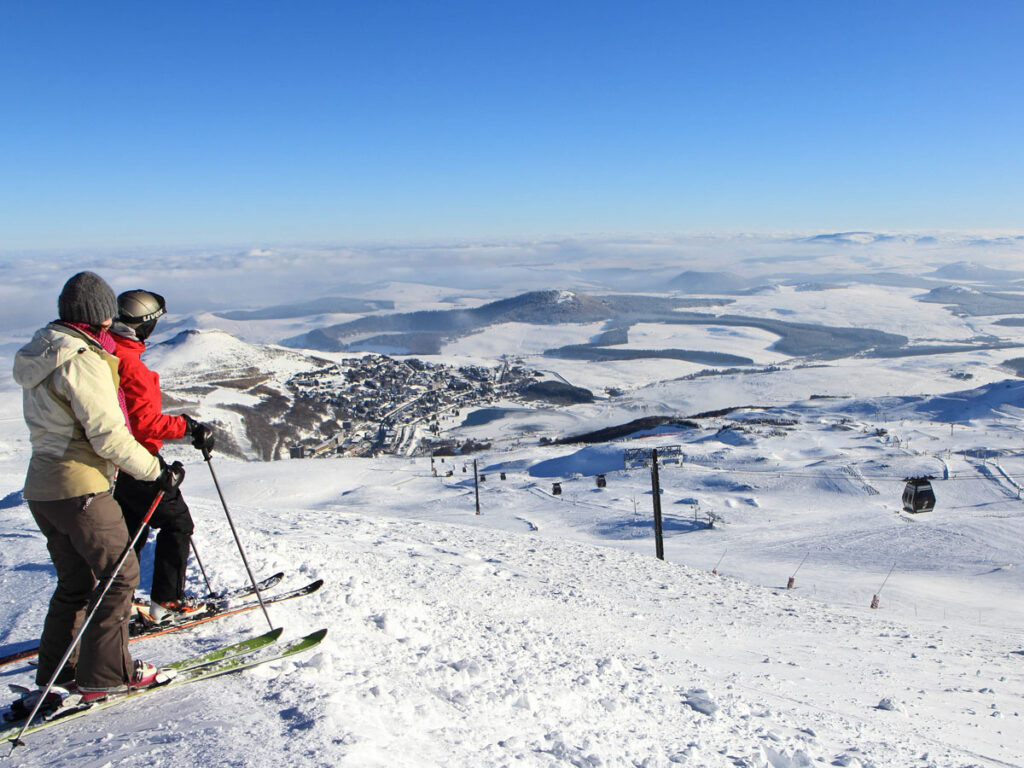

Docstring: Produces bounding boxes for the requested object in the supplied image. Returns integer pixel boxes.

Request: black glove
[182,414,215,454]
[157,459,185,492]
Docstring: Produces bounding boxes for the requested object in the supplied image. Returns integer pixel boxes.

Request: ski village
[2,237,1024,768]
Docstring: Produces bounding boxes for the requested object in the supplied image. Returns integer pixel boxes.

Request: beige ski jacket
[13,323,161,501]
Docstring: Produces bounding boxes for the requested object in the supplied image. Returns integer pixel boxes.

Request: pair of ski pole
[134,449,273,630]
[126,449,274,629]
[10,450,271,751]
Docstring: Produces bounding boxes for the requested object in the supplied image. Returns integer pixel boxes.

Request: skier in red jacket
[110,289,215,624]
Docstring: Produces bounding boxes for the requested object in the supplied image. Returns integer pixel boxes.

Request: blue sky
[2,1,1022,248]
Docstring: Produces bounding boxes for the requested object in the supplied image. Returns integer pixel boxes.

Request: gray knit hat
[58,271,118,325]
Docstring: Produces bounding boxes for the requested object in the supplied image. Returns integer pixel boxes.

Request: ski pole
[201,446,274,631]
[10,485,169,751]
[189,537,215,598]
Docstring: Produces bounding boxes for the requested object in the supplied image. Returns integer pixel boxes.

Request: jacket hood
[13,324,100,390]
[110,320,142,342]
[110,327,146,355]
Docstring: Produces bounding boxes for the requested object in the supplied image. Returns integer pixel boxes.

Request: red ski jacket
[111,333,187,455]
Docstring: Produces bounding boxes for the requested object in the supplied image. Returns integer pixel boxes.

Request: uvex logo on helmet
[118,290,167,324]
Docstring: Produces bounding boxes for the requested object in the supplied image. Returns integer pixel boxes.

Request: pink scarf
[61,321,134,434]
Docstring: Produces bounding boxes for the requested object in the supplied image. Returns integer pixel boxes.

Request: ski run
[1,454,1021,767]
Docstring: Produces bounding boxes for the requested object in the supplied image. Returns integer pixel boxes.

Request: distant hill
[555,416,699,445]
[928,261,1024,284]
[1001,358,1024,377]
[802,231,932,245]
[283,290,726,353]
[145,329,338,460]
[544,345,754,366]
[519,380,594,405]
[216,296,393,320]
[280,288,913,360]
[670,267,948,295]
[809,378,1024,426]
[917,286,1024,316]
[667,271,755,294]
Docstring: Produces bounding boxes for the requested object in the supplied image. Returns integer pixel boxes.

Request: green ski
[163,627,283,673]
[5,628,327,749]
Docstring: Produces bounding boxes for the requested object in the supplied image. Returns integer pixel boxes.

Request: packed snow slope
[1,428,1023,767]
[0,463,1017,768]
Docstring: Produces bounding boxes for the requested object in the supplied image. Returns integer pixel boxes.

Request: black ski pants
[114,471,194,604]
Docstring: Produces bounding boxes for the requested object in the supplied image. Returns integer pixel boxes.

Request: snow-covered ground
[2,447,1022,767]
[1,238,1024,767]
[721,285,981,341]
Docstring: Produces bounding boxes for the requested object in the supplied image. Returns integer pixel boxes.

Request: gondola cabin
[902,476,936,513]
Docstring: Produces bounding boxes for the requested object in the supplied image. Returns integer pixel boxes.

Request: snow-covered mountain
[1,240,1024,766]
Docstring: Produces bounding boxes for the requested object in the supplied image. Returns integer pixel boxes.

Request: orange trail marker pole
[870,561,897,609]
[787,552,809,589]
[712,549,727,576]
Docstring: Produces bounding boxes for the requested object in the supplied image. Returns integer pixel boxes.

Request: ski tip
[267,627,285,642]
[303,628,328,643]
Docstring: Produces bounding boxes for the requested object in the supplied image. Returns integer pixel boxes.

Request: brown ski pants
[29,491,138,691]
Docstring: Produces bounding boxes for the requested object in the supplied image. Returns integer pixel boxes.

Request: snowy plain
[1,234,1023,767]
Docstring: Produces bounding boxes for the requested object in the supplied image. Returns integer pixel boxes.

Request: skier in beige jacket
[13,271,182,701]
